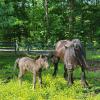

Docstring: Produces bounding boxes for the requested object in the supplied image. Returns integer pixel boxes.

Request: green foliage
[0,0,100,46]
[86,50,100,60]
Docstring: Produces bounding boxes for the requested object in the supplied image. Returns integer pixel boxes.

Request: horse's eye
[44,59,46,62]
[45,58,47,61]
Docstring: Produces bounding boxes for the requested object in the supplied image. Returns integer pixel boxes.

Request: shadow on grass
[0,52,28,83]
[95,88,100,94]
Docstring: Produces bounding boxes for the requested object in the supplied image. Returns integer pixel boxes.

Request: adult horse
[51,39,88,87]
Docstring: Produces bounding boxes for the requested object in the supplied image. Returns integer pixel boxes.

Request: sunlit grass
[0,52,100,100]
[0,77,100,100]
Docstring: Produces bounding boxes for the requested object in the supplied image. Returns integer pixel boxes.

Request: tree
[44,0,50,42]
[0,0,16,41]
[0,0,99,48]
[68,0,76,39]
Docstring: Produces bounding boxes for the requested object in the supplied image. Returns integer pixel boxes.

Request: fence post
[15,40,19,53]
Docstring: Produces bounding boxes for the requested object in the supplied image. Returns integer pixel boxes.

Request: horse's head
[72,39,82,51]
[64,41,74,50]
[39,55,49,69]
[64,39,82,54]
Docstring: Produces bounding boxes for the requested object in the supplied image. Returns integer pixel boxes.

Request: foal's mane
[34,55,46,60]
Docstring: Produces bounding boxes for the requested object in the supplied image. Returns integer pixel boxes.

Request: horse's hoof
[64,75,67,80]
[40,85,42,88]
[32,86,36,90]
[81,81,89,88]
[64,77,67,80]
[84,84,89,88]
[52,74,56,77]
[65,78,67,81]
[67,82,73,87]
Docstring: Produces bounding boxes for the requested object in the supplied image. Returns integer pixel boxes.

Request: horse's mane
[34,55,46,60]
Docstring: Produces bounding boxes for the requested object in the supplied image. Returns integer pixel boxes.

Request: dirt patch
[87,60,100,71]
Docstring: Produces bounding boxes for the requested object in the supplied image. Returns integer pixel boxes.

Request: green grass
[86,50,100,60]
[0,52,100,100]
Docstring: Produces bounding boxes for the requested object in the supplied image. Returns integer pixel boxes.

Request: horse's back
[55,40,71,60]
[18,57,35,70]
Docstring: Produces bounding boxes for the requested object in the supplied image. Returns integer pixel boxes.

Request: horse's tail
[14,58,20,71]
[81,55,89,70]
[13,58,20,79]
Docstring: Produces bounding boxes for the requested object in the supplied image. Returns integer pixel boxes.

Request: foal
[14,56,49,89]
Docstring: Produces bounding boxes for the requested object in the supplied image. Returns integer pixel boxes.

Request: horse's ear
[44,55,47,58]
[40,55,42,58]
[64,42,74,48]
[40,55,46,58]
[64,44,68,48]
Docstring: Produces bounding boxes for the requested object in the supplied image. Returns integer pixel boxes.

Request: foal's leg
[18,70,23,85]
[38,69,42,88]
[33,72,36,89]
[81,67,88,88]
[52,58,59,76]
[18,74,22,85]
[67,68,73,86]
[64,64,67,80]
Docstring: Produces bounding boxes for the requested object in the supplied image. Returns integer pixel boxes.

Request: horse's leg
[81,67,88,88]
[64,64,67,80]
[38,69,42,88]
[52,63,58,76]
[67,68,73,86]
[33,72,36,89]
[18,69,23,85]
[52,58,59,76]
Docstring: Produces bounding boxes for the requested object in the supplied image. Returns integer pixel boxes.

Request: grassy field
[0,52,100,100]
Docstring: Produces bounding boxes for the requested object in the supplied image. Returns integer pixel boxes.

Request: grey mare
[51,39,88,87]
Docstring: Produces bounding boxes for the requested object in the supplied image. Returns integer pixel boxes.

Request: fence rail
[0,41,18,53]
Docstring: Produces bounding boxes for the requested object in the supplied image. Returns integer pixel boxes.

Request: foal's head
[37,55,49,69]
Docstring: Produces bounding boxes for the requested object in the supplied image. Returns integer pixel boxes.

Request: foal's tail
[14,58,20,71]
[13,58,20,79]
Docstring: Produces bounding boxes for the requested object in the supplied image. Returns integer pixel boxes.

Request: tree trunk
[44,0,50,42]
[96,0,100,5]
[68,0,75,39]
